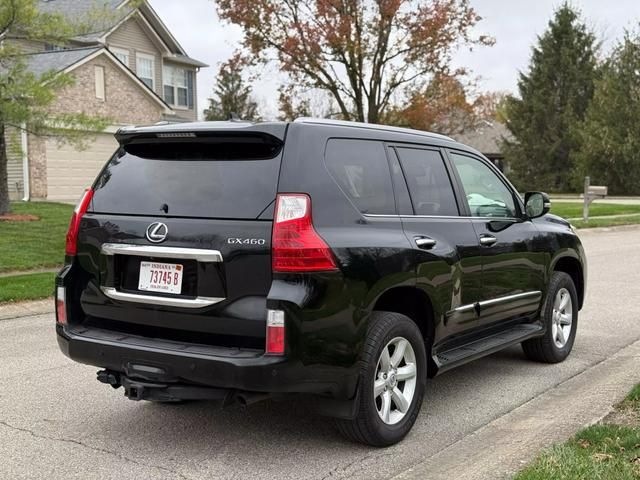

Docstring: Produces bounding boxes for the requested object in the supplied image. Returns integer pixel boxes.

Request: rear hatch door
[76,126,286,350]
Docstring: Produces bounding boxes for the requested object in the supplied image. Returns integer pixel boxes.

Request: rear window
[396,147,459,216]
[91,135,283,219]
[324,139,395,214]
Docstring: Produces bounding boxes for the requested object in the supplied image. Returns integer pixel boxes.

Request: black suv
[56,118,586,446]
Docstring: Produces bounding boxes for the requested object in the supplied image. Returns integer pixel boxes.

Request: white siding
[6,127,24,200]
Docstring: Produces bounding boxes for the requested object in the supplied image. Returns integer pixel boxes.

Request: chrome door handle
[480,235,497,246]
[415,237,437,249]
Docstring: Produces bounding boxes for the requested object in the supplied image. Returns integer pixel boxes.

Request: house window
[163,66,193,108]
[111,47,129,66]
[136,53,155,89]
[95,66,105,101]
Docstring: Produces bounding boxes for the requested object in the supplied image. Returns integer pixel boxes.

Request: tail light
[56,286,66,325]
[266,309,285,355]
[65,188,94,256]
[272,194,337,272]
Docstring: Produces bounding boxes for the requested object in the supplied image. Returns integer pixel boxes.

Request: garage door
[46,133,118,201]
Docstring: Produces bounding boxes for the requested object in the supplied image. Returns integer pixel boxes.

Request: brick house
[6,0,207,202]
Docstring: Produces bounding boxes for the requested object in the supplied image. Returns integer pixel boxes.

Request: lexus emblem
[146,222,168,243]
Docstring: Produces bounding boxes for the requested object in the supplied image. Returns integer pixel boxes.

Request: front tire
[522,272,578,363]
[336,311,427,447]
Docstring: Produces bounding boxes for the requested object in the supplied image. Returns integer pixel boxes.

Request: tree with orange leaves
[385,74,505,134]
[216,0,493,124]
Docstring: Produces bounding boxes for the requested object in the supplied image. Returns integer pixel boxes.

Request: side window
[325,139,395,214]
[449,152,517,218]
[395,147,459,216]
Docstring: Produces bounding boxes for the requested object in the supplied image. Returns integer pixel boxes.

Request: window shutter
[186,70,194,109]
[95,66,105,100]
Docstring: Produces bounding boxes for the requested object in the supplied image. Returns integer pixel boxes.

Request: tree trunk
[0,122,11,215]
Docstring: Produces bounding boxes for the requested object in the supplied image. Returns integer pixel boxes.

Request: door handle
[480,235,497,246]
[415,237,437,249]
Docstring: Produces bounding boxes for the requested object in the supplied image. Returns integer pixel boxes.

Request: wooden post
[583,176,590,222]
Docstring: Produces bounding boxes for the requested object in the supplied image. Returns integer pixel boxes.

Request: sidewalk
[0,298,52,320]
[394,338,640,480]
[0,267,59,278]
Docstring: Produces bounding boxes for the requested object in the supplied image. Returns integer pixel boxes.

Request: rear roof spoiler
[115,121,288,144]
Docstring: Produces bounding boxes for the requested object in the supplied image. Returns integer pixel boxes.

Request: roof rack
[293,117,454,141]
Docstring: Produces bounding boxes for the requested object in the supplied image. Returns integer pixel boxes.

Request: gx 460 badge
[227,238,266,245]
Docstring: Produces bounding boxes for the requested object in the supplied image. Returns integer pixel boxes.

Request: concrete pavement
[1,226,639,480]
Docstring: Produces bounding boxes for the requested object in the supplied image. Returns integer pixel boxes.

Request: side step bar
[434,323,543,373]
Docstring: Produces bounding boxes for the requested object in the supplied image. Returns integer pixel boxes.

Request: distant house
[452,121,512,172]
[6,0,208,202]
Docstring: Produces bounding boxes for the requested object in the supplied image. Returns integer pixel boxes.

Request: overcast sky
[147,0,640,120]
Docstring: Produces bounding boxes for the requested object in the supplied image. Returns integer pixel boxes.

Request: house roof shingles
[22,47,101,77]
[38,0,125,16]
[453,121,513,157]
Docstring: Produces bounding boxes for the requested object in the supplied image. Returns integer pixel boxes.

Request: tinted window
[396,148,459,216]
[91,137,282,219]
[325,139,395,214]
[449,152,517,218]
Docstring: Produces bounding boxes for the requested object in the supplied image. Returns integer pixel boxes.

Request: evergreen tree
[574,30,640,194]
[502,4,598,192]
[204,55,260,121]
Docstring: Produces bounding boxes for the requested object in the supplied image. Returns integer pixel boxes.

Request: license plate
[138,261,183,295]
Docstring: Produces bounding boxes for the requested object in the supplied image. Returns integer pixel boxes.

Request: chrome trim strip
[452,304,476,313]
[449,291,542,315]
[101,243,223,263]
[478,291,542,308]
[363,214,521,221]
[100,287,224,308]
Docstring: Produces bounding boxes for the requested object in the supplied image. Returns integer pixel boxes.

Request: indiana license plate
[138,261,183,294]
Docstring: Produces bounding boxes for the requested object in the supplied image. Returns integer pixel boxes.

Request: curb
[393,337,640,480]
[0,298,53,320]
[576,223,640,233]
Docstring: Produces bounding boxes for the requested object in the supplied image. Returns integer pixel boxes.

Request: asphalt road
[1,226,639,480]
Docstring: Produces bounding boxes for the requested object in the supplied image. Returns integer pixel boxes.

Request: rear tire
[336,311,427,447]
[522,272,578,363]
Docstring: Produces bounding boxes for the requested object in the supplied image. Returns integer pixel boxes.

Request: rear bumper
[56,324,357,399]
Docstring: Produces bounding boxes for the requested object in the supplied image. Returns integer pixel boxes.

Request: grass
[514,384,640,480]
[0,272,56,303]
[0,202,73,273]
[550,202,640,219]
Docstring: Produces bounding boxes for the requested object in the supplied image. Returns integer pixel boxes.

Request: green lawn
[550,201,640,219]
[0,272,56,303]
[515,385,640,480]
[0,202,73,273]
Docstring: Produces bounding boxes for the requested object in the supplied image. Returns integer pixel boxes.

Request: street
[1,226,639,480]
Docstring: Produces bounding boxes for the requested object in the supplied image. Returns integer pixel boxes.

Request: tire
[336,311,427,447]
[522,272,578,363]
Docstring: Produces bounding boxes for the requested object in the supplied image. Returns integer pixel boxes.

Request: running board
[434,323,543,373]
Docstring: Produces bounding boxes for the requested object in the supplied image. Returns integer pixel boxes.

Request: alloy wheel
[551,287,573,348]
[374,336,417,425]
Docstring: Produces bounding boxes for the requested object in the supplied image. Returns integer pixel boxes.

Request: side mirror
[524,192,551,218]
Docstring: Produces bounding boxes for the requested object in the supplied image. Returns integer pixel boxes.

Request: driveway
[1,226,639,480]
